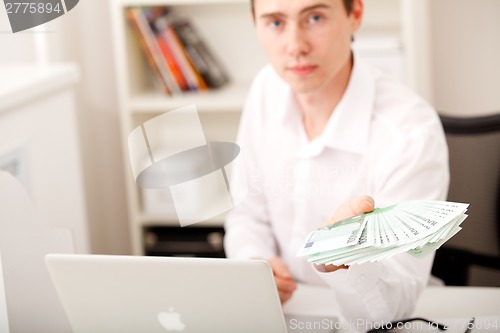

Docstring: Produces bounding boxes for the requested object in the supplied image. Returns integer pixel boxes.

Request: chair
[431,113,500,286]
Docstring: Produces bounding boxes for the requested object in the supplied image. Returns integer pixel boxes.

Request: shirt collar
[279,51,375,156]
[320,52,375,154]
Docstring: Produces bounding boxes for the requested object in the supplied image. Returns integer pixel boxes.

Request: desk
[414,287,500,318]
[283,284,500,332]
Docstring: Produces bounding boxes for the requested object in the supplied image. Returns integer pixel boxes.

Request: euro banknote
[297,200,469,266]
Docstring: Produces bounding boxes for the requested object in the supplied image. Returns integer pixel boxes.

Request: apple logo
[158,307,186,331]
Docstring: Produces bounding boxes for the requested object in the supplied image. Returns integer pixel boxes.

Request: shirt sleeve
[224,71,278,260]
[314,111,450,329]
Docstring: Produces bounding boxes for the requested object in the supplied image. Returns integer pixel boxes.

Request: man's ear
[350,0,364,33]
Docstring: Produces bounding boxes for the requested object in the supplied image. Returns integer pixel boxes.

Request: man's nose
[285,24,310,57]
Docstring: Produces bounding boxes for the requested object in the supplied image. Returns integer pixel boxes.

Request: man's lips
[287,64,317,76]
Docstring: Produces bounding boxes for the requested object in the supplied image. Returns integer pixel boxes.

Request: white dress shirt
[224,52,449,328]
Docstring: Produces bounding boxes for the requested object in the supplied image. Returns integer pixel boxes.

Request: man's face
[253,0,362,95]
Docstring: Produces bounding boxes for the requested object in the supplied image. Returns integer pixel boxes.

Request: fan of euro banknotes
[297,200,469,266]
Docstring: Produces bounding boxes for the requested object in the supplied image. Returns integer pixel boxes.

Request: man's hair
[251,0,354,16]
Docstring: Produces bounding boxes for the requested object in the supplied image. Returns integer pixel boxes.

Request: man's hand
[266,256,297,304]
[324,195,375,226]
[322,195,375,272]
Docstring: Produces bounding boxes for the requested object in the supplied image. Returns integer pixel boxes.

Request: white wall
[48,2,131,255]
[430,0,500,116]
[400,0,434,104]
[360,0,401,33]
[0,2,130,255]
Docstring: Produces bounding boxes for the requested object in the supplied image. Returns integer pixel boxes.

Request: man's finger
[266,257,296,303]
[275,275,296,292]
[267,257,292,279]
[324,195,375,226]
[317,196,375,272]
[275,276,295,303]
[277,289,293,304]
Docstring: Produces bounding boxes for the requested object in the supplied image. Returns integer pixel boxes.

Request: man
[224,0,449,326]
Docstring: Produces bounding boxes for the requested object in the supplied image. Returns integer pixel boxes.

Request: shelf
[129,81,249,113]
[111,0,259,255]
[140,213,225,227]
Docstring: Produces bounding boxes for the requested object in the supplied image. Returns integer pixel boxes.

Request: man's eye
[308,14,322,24]
[269,20,282,28]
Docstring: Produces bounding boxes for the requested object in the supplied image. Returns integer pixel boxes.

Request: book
[145,8,189,91]
[126,8,170,95]
[127,6,228,94]
[128,7,181,95]
[169,27,209,91]
[154,13,207,91]
[172,19,229,89]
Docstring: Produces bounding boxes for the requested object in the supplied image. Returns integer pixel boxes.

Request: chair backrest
[442,114,500,256]
[0,171,74,332]
[432,113,500,286]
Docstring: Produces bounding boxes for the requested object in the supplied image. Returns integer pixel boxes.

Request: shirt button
[357,274,366,284]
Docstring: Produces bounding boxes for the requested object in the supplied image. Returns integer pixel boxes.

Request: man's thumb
[326,195,375,225]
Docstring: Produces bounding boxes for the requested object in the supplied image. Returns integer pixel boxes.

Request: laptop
[45,254,338,333]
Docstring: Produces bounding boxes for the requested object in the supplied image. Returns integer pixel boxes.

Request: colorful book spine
[147,10,189,91]
[161,17,208,91]
[126,8,170,95]
[127,6,228,94]
[172,19,229,89]
[128,7,181,95]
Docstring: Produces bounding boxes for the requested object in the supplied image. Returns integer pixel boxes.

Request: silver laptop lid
[45,254,288,333]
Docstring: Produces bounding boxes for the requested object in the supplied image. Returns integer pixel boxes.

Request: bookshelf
[111,0,412,256]
[110,0,267,255]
